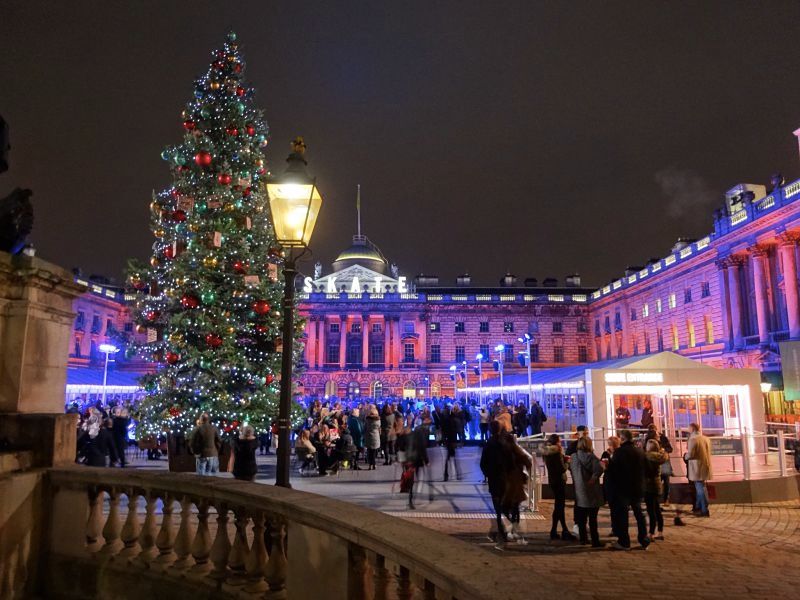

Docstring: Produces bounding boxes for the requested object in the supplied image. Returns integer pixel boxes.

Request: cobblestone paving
[400,500,800,600]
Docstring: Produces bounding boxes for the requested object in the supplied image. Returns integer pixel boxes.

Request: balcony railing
[43,467,532,599]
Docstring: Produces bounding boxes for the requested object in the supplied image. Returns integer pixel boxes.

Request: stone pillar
[778,235,800,339]
[318,316,327,366]
[750,246,770,344]
[392,318,401,367]
[0,253,85,467]
[418,314,427,367]
[339,315,347,368]
[716,259,733,349]
[361,315,369,368]
[306,316,316,367]
[383,316,391,368]
[727,257,745,348]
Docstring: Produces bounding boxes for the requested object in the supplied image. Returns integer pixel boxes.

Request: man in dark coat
[190,413,222,475]
[480,420,511,542]
[528,401,546,435]
[604,429,649,549]
[441,407,461,481]
[110,403,131,467]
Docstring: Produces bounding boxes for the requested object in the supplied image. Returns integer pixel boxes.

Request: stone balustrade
[45,466,541,600]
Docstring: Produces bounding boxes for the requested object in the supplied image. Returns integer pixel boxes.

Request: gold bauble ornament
[227,326,235,334]
[150,256,160,267]
[168,332,185,346]
[136,324,147,334]
[187,223,199,232]
[150,201,161,216]
[154,228,165,238]
[210,81,221,90]
[223,203,236,212]
[202,256,218,268]
[165,287,178,298]
[227,55,236,62]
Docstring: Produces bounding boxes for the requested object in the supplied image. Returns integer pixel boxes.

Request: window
[124,322,134,333]
[479,321,490,333]
[552,321,563,333]
[642,304,649,318]
[73,339,81,357]
[454,321,465,333]
[669,293,676,309]
[594,320,601,336]
[372,381,383,398]
[687,319,696,347]
[701,282,710,298]
[106,318,113,333]
[633,338,639,356]
[403,343,415,363]
[577,319,588,333]
[327,344,339,363]
[430,344,441,363]
[503,322,514,333]
[504,343,514,362]
[479,343,490,359]
[75,311,86,331]
[455,346,465,363]
[91,315,101,334]
[657,328,664,352]
[656,298,662,313]
[553,347,564,363]
[671,324,679,350]
[531,344,540,362]
[369,343,384,364]
[704,315,715,344]
[89,340,98,359]
[403,321,415,334]
[630,308,637,322]
[372,323,382,334]
[614,312,622,331]
[684,288,692,304]
[578,345,588,362]
[351,322,362,334]
[347,343,361,364]
[429,322,441,333]
[644,333,651,354]
[604,316,611,334]
[329,323,340,334]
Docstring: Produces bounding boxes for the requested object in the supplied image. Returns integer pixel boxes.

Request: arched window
[431,382,442,397]
[403,381,416,399]
[371,381,383,398]
[324,380,338,397]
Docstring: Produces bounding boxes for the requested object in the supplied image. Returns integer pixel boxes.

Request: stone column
[318,316,327,366]
[392,318,401,367]
[339,315,347,368]
[0,253,85,467]
[361,315,369,368]
[418,314,427,367]
[750,246,770,344]
[383,316,391,368]
[727,256,745,348]
[305,316,316,367]
[778,234,800,339]
[716,259,733,349]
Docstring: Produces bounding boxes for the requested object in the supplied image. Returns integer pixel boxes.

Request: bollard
[777,430,788,477]
[741,430,751,481]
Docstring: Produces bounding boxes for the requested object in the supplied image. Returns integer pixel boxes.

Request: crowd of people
[72,400,132,467]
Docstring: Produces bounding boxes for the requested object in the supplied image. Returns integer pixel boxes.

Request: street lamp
[461,360,468,401]
[423,375,430,398]
[98,343,119,407]
[518,333,533,410]
[449,364,458,400]
[266,137,323,489]
[475,353,484,406]
[494,344,505,402]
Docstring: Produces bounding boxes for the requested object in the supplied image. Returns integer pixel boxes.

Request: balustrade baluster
[244,512,268,593]
[395,565,414,600]
[85,488,105,553]
[224,510,249,587]
[99,488,123,555]
[189,500,212,576]
[208,504,231,582]
[347,544,369,600]
[172,496,195,570]
[264,519,288,595]
[118,490,142,559]
[368,552,391,600]
[135,493,159,567]
[153,495,177,569]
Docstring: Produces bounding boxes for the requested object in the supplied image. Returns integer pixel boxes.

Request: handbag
[400,465,416,493]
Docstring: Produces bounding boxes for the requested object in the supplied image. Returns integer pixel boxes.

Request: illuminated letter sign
[604,372,664,383]
[303,276,313,293]
[350,277,361,294]
[398,276,408,293]
[326,276,337,293]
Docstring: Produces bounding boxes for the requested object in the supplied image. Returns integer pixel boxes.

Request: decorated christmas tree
[128,32,302,438]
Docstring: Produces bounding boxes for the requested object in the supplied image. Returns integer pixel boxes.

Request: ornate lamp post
[475,353,484,406]
[518,333,533,410]
[98,343,119,407]
[266,137,322,488]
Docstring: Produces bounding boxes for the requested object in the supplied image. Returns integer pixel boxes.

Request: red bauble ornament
[194,150,212,167]
[233,63,242,73]
[213,60,224,70]
[265,374,275,384]
[180,294,199,309]
[226,124,239,136]
[170,188,180,198]
[255,325,268,334]
[217,173,232,185]
[166,352,180,365]
[245,124,255,136]
[236,86,245,97]
[163,245,175,259]
[205,333,223,348]
[257,167,266,175]
[242,186,252,197]
[232,260,247,274]
[183,120,195,130]
[168,406,181,417]
[144,310,160,322]
[253,300,271,315]
[172,209,187,222]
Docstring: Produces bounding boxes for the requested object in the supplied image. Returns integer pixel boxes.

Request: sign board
[779,341,800,401]
[517,438,549,457]
[710,437,743,456]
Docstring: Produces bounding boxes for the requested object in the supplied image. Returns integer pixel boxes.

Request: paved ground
[126,446,800,599]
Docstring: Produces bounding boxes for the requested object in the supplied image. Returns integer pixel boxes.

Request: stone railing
[45,466,541,600]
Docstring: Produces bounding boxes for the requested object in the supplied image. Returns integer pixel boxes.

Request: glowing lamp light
[266,137,322,248]
[760,382,772,393]
[494,344,504,352]
[99,343,119,354]
[476,353,483,361]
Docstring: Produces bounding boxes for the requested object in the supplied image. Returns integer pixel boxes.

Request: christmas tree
[128,32,302,438]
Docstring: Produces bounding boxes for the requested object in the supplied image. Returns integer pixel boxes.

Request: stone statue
[0,116,34,255]
[314,261,322,279]
[391,263,399,279]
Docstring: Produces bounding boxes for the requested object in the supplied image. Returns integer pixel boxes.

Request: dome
[332,235,389,274]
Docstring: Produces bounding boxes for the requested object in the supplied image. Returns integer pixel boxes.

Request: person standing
[499,429,533,544]
[569,436,604,547]
[615,400,631,430]
[78,411,114,467]
[543,434,576,541]
[404,421,431,509]
[605,429,649,550]
[110,402,131,467]
[480,421,511,544]
[257,428,270,455]
[348,408,365,464]
[643,439,668,540]
[512,403,528,437]
[381,404,397,465]
[365,407,381,470]
[232,425,258,481]
[528,400,547,436]
[190,413,222,476]
[687,422,713,517]
[442,406,462,481]
[479,406,490,444]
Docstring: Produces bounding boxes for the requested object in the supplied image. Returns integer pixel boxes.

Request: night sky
[4,1,800,288]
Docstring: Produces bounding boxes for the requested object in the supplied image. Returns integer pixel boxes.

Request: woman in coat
[365,407,382,470]
[499,432,533,544]
[569,436,604,547]
[347,408,364,463]
[381,404,397,465]
[644,439,668,540]
[232,425,258,482]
